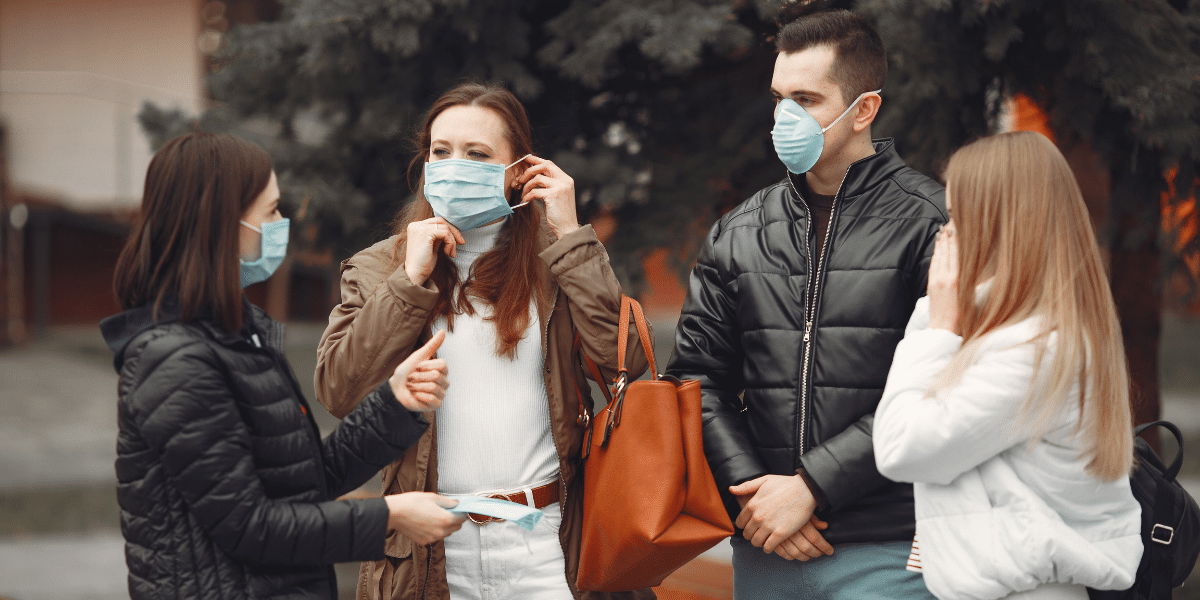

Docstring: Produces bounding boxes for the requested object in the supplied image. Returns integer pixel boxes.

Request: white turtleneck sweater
[432,218,559,495]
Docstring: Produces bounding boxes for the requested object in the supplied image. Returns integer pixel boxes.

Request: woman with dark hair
[313,83,655,600]
[100,132,466,600]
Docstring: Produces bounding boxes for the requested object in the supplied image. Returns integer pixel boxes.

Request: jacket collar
[839,138,908,202]
[785,138,908,205]
[100,296,274,371]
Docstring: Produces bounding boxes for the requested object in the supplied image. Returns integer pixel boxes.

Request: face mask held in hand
[771,90,880,174]
[423,154,533,232]
[448,495,544,531]
[239,218,290,288]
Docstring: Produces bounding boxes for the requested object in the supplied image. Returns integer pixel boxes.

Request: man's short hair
[776,10,887,105]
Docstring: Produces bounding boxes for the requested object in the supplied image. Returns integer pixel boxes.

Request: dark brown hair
[776,10,887,104]
[113,132,273,333]
[393,82,545,358]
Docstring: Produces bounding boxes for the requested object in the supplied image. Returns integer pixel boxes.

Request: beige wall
[0,0,202,209]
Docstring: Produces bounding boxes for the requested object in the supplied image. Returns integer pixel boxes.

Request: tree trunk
[1108,166,1164,449]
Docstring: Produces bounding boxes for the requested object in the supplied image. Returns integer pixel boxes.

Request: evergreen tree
[140,0,1200,426]
[141,0,793,288]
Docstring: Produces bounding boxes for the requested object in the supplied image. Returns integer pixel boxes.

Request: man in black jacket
[667,10,946,599]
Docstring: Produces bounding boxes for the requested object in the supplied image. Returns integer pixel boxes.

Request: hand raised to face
[927,222,960,335]
[512,155,580,240]
[403,217,465,288]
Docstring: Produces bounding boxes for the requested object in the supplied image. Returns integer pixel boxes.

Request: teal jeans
[731,537,936,600]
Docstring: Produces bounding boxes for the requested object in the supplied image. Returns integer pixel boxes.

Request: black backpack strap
[1135,420,1185,479]
[1151,474,1175,597]
[1137,420,1185,598]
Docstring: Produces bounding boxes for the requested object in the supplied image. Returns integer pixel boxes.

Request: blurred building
[0,0,332,346]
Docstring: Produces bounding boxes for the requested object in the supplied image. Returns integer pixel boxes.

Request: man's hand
[730,474,832,559]
[774,516,833,561]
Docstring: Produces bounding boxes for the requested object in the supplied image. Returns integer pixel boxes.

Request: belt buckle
[467,492,518,526]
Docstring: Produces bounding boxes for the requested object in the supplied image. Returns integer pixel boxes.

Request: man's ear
[852,93,882,133]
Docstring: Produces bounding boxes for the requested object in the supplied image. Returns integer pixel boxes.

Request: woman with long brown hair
[873,131,1142,599]
[101,132,464,600]
[313,83,654,600]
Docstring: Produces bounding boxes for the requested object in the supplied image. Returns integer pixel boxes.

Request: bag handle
[1135,420,1185,481]
[573,295,658,458]
[603,296,657,442]
[618,295,657,380]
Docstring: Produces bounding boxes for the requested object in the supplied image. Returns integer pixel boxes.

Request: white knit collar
[458,218,506,255]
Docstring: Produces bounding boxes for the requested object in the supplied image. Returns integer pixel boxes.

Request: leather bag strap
[622,295,657,379]
[572,295,659,458]
[571,334,597,459]
[572,333,612,405]
[616,296,631,377]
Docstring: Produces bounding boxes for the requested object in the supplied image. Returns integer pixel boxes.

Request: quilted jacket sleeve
[667,221,767,494]
[320,380,430,498]
[131,338,391,565]
[315,240,438,418]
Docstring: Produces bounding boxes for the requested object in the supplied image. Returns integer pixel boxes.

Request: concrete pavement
[2,323,1198,599]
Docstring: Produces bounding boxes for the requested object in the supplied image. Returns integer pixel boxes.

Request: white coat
[874,297,1142,600]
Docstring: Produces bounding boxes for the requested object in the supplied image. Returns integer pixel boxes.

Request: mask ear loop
[819,89,883,134]
[505,154,537,209]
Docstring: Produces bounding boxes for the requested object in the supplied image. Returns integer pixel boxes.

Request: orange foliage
[1163,167,1200,311]
[640,247,688,318]
[1014,94,1200,312]
[1012,94,1055,142]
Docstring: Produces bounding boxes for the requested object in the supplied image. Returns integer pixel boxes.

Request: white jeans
[444,502,573,600]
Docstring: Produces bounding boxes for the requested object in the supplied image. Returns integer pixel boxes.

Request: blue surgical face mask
[771,90,880,174]
[447,495,544,531]
[423,154,533,231]
[239,218,289,288]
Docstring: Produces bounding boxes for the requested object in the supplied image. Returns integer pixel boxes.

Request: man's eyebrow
[782,88,825,99]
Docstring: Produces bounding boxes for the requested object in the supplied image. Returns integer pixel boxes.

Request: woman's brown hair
[113,132,273,333]
[393,83,545,359]
[939,130,1132,480]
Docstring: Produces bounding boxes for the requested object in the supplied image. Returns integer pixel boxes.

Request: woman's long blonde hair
[942,131,1133,480]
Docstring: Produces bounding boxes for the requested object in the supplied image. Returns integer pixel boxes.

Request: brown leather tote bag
[573,296,734,592]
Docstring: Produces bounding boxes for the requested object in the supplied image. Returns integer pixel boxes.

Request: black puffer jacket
[667,140,946,544]
[100,299,428,599]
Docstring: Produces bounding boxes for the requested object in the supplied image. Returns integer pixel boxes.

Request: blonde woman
[873,131,1143,600]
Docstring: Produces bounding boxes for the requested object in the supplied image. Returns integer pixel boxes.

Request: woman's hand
[389,331,449,411]
[514,155,580,239]
[405,217,465,287]
[927,223,960,334]
[383,492,467,545]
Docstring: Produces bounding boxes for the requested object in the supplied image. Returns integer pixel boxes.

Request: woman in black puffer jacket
[99,132,466,600]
